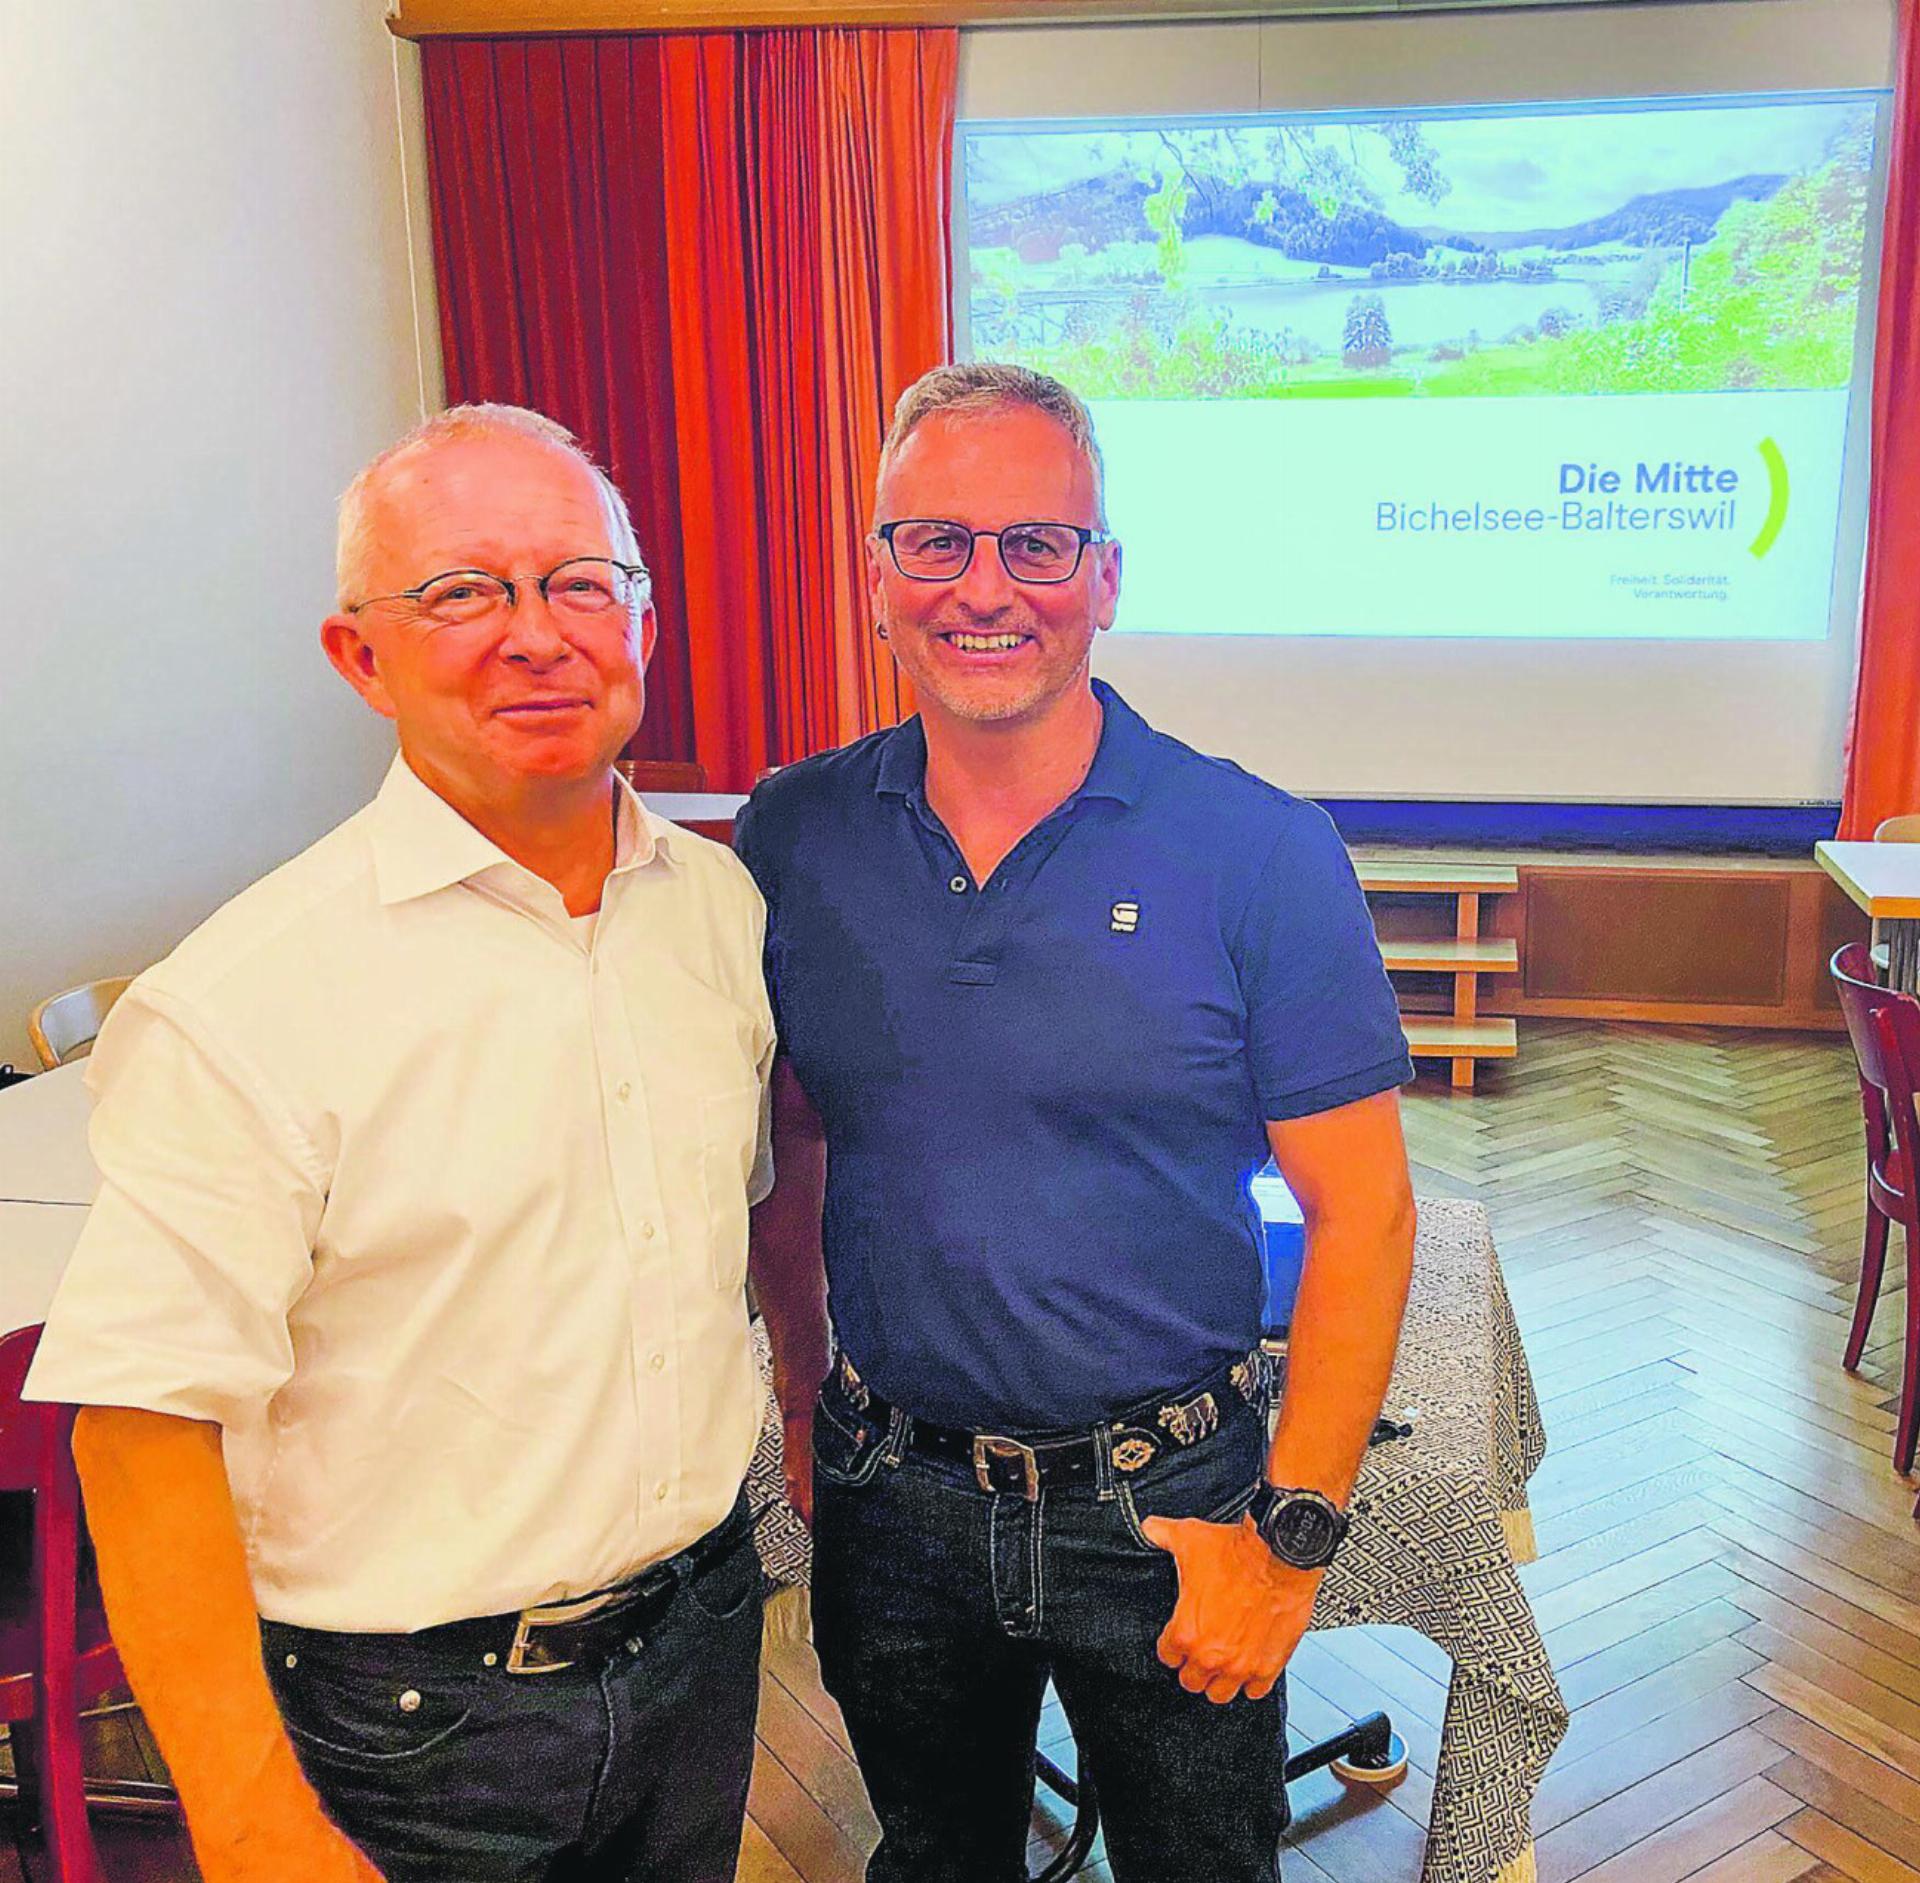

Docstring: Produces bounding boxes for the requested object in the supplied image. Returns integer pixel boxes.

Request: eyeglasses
[874,520,1112,585]
[348,557,652,629]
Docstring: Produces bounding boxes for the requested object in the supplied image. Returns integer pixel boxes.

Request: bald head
[335,404,644,609]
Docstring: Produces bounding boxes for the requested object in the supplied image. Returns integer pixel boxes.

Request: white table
[0,1063,98,1207]
[646,793,747,827]
[1816,840,1920,990]
[0,1201,86,1338]
[0,1067,97,1339]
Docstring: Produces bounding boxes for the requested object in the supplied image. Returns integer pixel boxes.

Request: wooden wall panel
[1815,877,1872,1011]
[1520,871,1792,1007]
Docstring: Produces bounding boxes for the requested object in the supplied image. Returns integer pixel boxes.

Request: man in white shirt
[26,404,776,1883]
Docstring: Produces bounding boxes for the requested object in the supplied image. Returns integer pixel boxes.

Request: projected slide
[960,96,1881,639]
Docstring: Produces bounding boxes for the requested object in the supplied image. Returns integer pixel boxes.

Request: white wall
[0,5,441,1067]
[960,0,1896,120]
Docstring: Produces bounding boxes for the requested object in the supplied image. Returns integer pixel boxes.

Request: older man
[27,405,774,1883]
[737,363,1417,1883]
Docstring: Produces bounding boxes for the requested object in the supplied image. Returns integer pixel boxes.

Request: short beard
[923,678,1053,724]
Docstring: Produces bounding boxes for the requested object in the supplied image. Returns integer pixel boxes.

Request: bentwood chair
[0,1325,168,1881]
[26,980,133,1072]
[1870,994,1920,1489]
[617,758,707,795]
[1829,943,1920,1476]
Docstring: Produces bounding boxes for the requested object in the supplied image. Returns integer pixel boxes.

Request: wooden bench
[1357,861,1520,1093]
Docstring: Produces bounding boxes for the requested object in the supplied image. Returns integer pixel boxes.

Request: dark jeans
[262,1497,763,1883]
[811,1375,1288,1883]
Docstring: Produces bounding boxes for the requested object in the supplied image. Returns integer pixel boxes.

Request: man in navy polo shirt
[737,362,1417,1883]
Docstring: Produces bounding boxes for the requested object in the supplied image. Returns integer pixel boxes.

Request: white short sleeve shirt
[26,757,776,1633]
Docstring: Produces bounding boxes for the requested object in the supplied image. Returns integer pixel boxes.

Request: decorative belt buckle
[973,1434,1042,1501]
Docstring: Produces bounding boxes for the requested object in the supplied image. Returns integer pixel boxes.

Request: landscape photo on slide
[960,94,1880,401]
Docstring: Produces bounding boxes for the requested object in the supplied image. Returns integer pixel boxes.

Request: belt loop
[1091,1424,1118,1502]
[881,1404,910,1469]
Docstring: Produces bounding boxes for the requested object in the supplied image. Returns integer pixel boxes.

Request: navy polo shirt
[734,682,1410,1431]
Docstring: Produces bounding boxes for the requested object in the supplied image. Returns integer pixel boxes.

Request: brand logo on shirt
[1110,900,1140,935]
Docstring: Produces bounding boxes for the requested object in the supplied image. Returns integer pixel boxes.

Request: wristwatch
[1247,1485,1350,1570]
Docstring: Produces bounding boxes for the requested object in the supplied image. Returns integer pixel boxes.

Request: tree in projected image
[1342,293,1394,369]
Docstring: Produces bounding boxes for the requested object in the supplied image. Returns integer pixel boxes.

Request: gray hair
[878,362,1106,524]
[335,402,645,608]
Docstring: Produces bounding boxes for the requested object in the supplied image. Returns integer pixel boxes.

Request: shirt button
[654,1482,670,1502]
[616,1081,632,1102]
[949,875,968,894]
[398,1690,422,1714]
[649,1352,667,1373]
[641,1221,657,1241]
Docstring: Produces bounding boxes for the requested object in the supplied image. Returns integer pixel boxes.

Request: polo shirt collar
[1080,679,1148,806]
[873,716,929,801]
[369,753,673,907]
[872,678,1148,809]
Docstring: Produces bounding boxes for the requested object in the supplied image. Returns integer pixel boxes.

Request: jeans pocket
[685,1526,764,1624]
[1114,1417,1264,1553]
[266,1631,478,1773]
[811,1392,889,1489]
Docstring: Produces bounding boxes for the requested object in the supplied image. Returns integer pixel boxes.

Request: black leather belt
[393,1494,753,1676]
[833,1353,1267,1502]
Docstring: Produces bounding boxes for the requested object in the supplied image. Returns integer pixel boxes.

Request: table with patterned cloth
[744,1195,1566,1883]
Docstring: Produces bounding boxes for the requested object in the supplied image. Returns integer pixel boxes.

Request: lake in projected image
[961,96,1878,402]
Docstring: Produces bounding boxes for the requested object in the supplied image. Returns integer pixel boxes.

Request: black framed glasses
[875,520,1112,585]
[348,557,652,628]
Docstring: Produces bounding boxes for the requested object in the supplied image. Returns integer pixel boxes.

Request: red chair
[1830,943,1920,1475]
[0,1324,132,1882]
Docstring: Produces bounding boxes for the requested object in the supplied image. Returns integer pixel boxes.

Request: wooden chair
[1829,943,1920,1475]
[1872,993,1920,1486]
[26,981,132,1072]
[0,1326,141,1881]
[617,759,707,794]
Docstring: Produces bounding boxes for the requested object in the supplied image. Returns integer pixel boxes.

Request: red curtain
[1840,0,1920,836]
[420,37,697,762]
[420,30,956,788]
[660,28,953,780]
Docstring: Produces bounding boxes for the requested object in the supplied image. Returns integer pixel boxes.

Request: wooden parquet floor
[19,1023,1918,1883]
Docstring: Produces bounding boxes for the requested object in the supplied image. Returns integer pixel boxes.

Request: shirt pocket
[700,1084,762,1292]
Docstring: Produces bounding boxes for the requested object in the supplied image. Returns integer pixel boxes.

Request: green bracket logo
[1749,438,1789,559]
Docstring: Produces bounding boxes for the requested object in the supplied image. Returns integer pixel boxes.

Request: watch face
[1267,1496,1341,1566]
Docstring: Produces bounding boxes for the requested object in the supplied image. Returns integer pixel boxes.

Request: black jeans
[811,1374,1288,1883]
[262,1497,763,1883]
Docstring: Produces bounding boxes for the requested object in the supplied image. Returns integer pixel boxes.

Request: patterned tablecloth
[745,1195,1565,1883]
